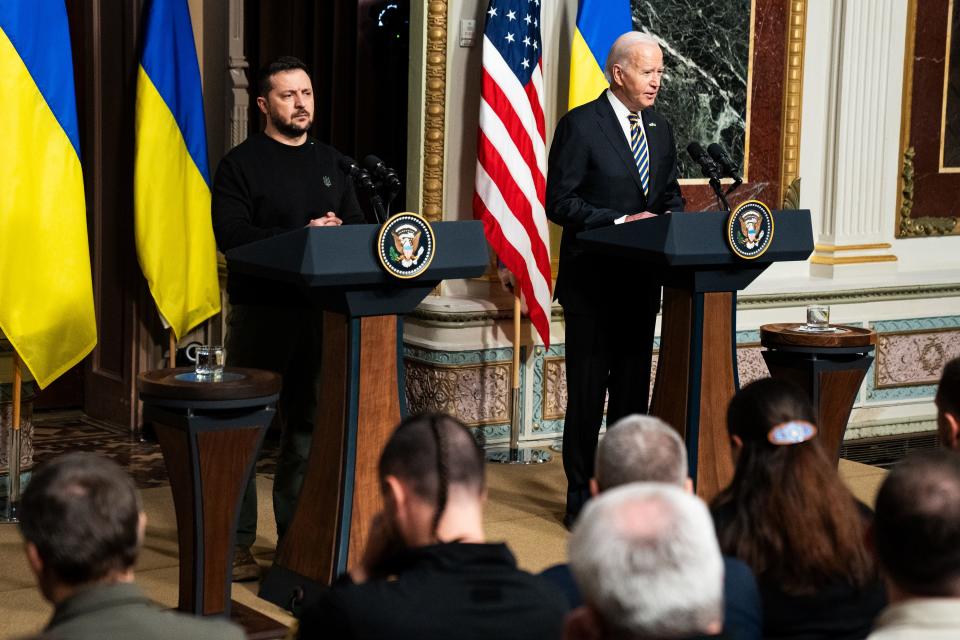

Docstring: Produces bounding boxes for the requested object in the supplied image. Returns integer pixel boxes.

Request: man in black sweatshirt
[211,56,366,581]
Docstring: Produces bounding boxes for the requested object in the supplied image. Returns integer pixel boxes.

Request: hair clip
[767,420,817,446]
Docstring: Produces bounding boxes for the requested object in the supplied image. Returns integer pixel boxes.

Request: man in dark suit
[546,32,683,524]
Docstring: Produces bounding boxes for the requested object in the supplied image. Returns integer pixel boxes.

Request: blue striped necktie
[628,112,650,197]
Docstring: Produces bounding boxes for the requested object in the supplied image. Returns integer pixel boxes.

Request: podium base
[485,447,551,464]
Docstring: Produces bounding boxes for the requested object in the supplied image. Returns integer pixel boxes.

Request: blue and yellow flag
[135,0,220,340]
[568,0,632,109]
[0,1,97,388]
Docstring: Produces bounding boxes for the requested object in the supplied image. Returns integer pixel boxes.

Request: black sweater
[211,133,366,306]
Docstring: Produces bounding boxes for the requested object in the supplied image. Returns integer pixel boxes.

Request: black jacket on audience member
[297,542,568,640]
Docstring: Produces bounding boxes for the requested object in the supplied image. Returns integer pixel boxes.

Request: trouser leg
[272,309,323,541]
[606,286,659,425]
[561,312,611,517]
[225,304,301,548]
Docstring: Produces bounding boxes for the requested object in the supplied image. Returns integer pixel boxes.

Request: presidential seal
[727,200,774,260]
[376,212,436,279]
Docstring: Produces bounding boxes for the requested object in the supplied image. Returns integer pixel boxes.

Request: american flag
[473,0,552,347]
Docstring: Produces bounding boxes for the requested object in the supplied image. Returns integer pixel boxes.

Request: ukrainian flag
[0,1,97,388]
[135,0,220,341]
[568,0,633,109]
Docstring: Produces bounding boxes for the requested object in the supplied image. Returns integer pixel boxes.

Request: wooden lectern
[578,210,814,500]
[225,222,488,610]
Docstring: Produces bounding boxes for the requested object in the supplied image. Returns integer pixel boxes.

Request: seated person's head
[594,414,690,494]
[19,452,143,603]
[873,449,960,599]
[936,357,960,449]
[714,377,874,593]
[567,484,723,639]
[378,413,485,548]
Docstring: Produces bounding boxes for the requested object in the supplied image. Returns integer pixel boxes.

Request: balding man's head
[595,415,687,492]
[874,449,960,597]
[569,484,723,638]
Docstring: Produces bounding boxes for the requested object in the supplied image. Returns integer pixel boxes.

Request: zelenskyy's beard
[270,111,312,139]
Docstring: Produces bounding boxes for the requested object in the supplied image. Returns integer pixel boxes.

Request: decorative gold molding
[810,255,898,265]
[779,0,807,203]
[899,146,958,236]
[896,1,959,237]
[939,0,956,172]
[420,1,448,223]
[782,177,801,210]
[814,243,892,252]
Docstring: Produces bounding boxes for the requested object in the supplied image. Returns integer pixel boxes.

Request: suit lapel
[594,96,647,202]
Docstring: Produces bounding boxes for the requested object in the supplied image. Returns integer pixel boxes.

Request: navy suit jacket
[546,92,683,314]
[540,556,762,640]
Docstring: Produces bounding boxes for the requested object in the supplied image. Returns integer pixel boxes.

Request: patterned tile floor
[30,410,279,489]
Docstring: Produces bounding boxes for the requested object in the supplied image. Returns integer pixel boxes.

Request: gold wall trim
[896,1,960,237]
[780,0,807,203]
[940,0,957,172]
[421,1,448,222]
[814,243,893,252]
[810,255,898,266]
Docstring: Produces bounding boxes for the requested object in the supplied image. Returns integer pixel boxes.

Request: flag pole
[168,329,176,368]
[2,352,24,522]
[486,291,550,465]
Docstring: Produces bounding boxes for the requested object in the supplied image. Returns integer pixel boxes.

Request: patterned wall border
[420,0,448,222]
[865,315,960,401]
[532,344,566,436]
[403,343,520,442]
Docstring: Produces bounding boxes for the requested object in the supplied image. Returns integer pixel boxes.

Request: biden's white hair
[604,31,661,82]
[569,484,724,639]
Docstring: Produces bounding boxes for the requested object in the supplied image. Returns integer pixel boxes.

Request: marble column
[805,0,907,278]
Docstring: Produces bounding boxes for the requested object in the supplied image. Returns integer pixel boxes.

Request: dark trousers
[561,287,659,516]
[225,304,324,548]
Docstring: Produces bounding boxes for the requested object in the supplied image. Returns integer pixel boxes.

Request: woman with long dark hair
[712,377,885,639]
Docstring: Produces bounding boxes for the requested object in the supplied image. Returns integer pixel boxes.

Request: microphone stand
[709,176,731,212]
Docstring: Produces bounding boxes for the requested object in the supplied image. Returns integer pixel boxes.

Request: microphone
[686,142,723,181]
[707,143,742,183]
[338,156,378,193]
[361,155,402,192]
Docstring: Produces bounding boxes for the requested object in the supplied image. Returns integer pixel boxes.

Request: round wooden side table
[760,324,876,462]
[138,367,280,619]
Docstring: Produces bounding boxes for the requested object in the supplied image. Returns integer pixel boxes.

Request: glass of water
[806,305,830,329]
[195,345,224,380]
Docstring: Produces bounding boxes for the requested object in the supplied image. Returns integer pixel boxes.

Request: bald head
[569,484,723,638]
[874,449,960,597]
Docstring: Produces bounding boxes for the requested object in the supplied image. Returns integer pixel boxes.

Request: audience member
[935,356,960,449]
[541,414,762,639]
[19,452,243,640]
[565,483,724,640]
[867,449,960,638]
[711,378,885,639]
[296,413,567,639]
